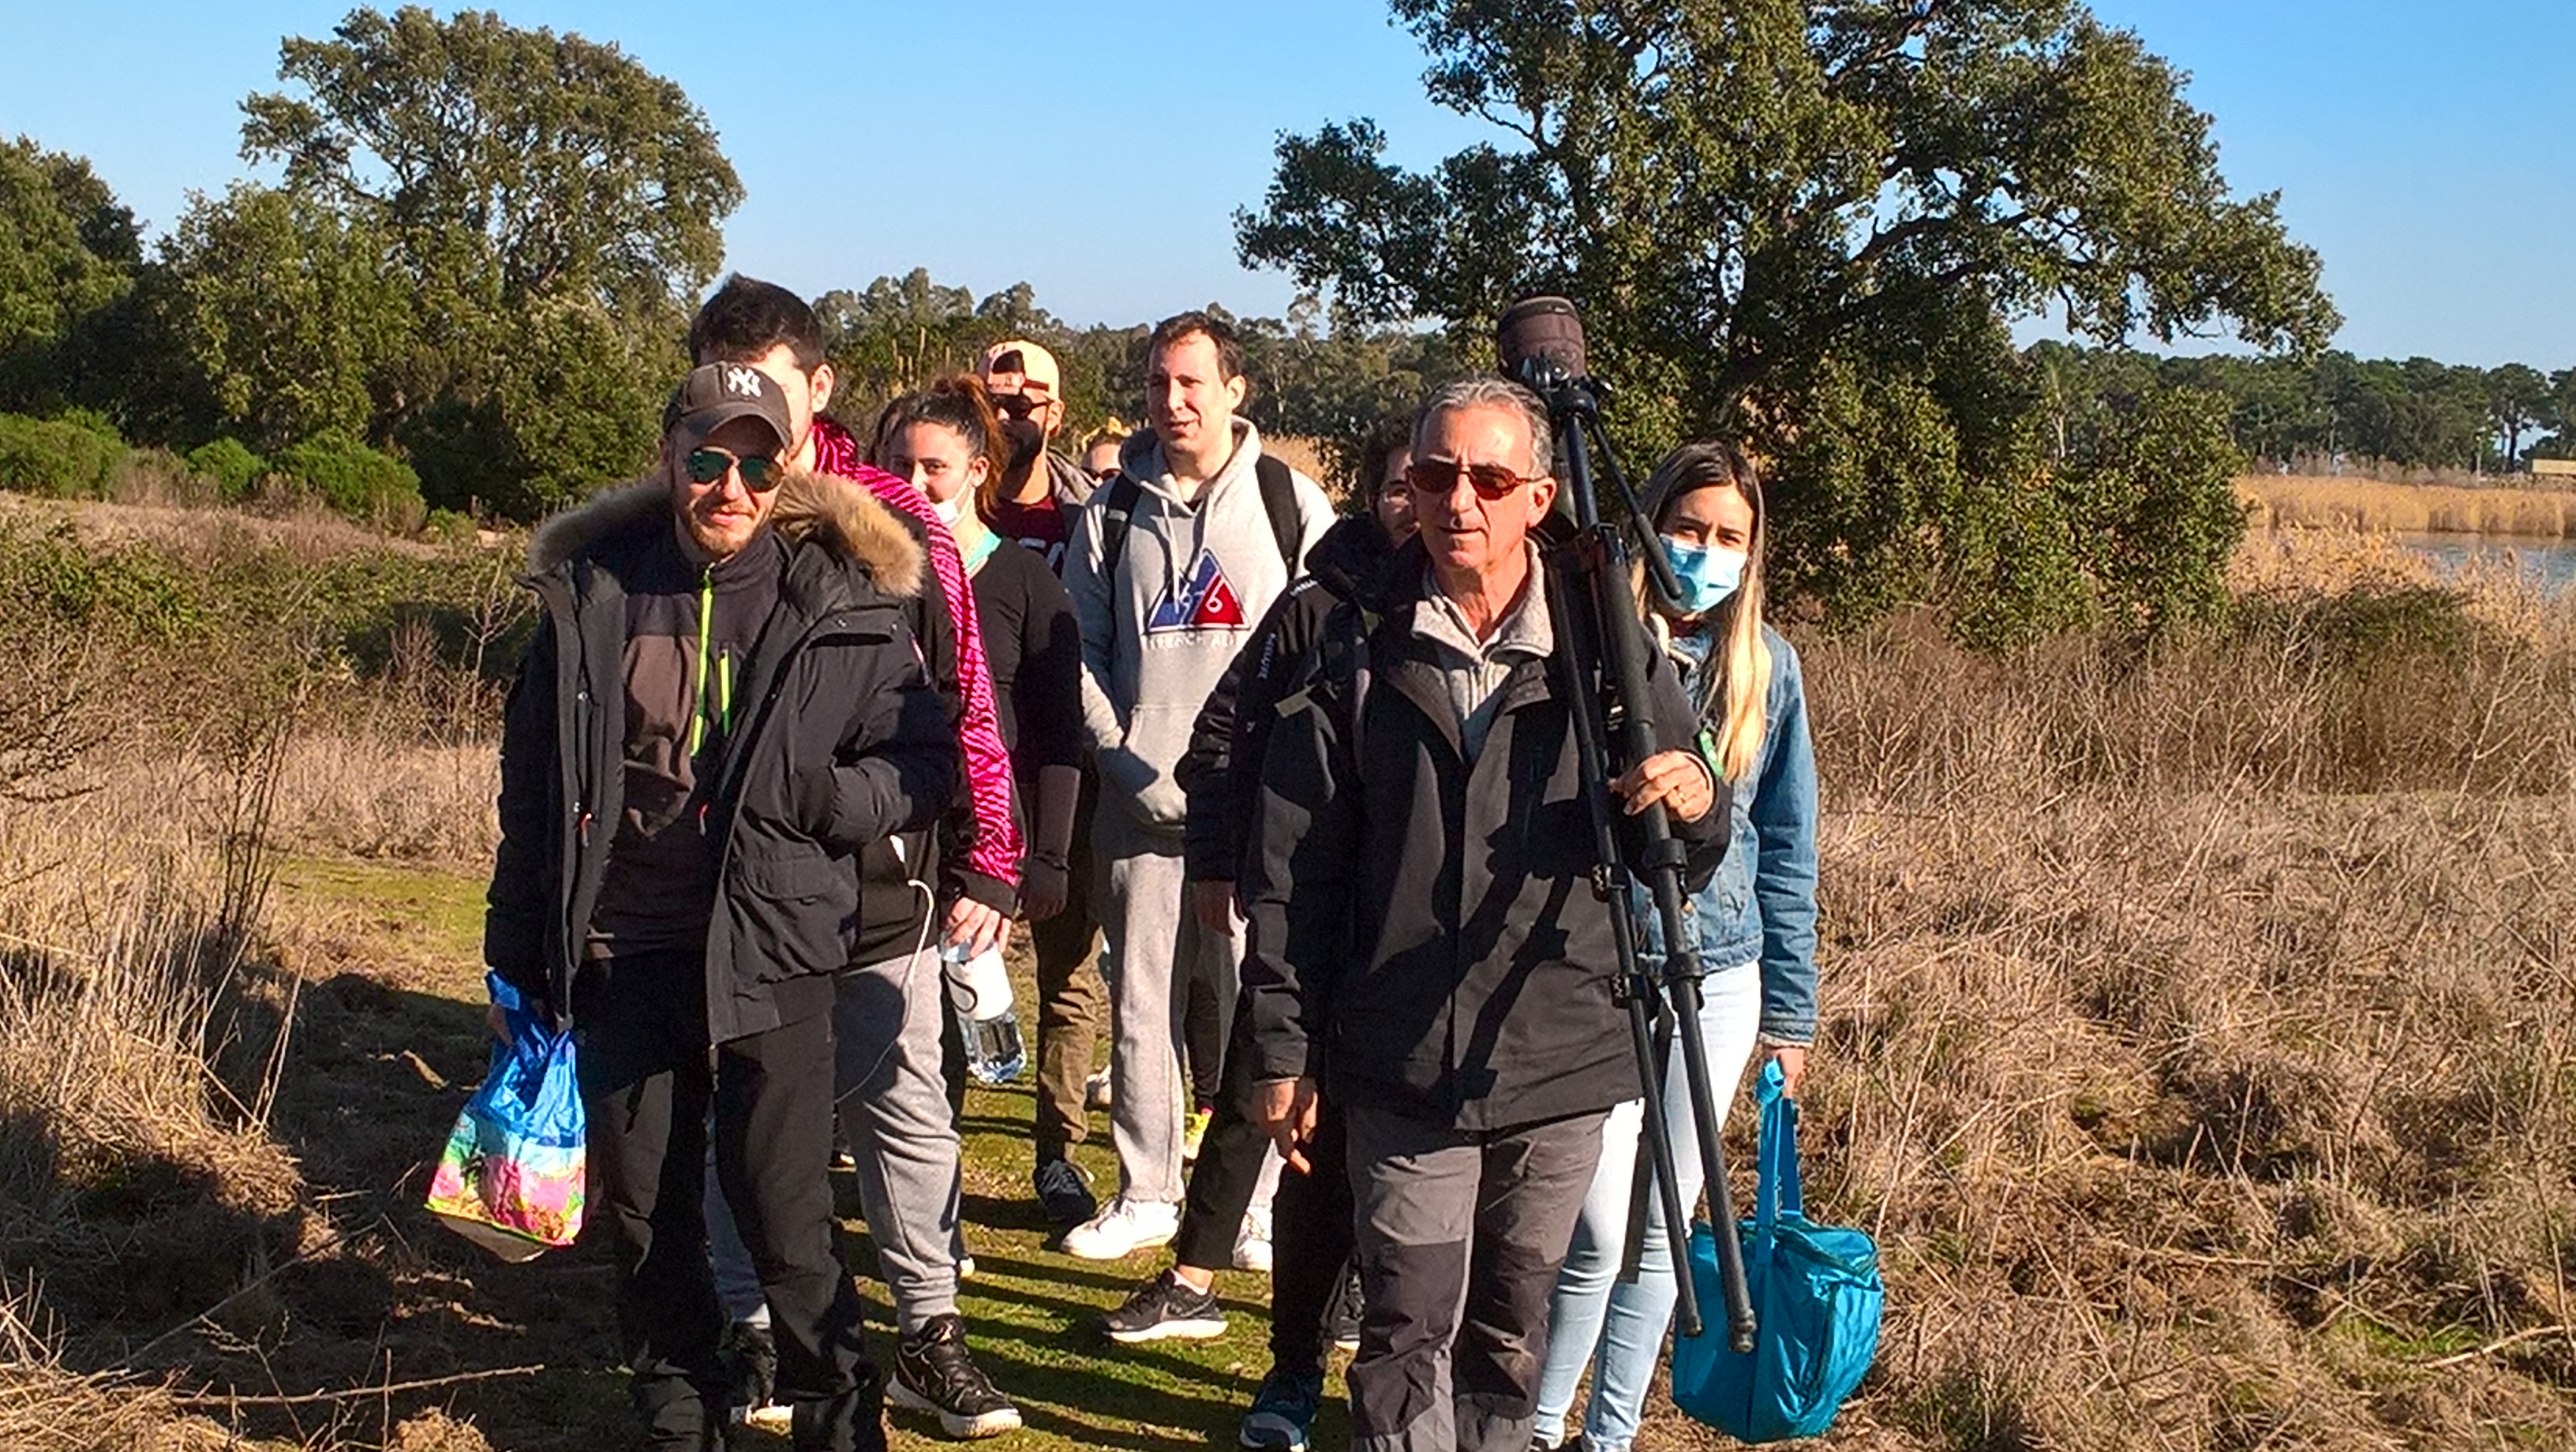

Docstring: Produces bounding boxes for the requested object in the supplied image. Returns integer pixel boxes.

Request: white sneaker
[1061,1196,1180,1260]
[1232,1205,1274,1274]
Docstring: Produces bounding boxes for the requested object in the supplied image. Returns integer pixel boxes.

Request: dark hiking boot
[1032,1154,1097,1229]
[1237,1366,1324,1450]
[889,1314,1021,1439]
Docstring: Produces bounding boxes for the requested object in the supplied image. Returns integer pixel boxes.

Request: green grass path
[272,855,1350,1451]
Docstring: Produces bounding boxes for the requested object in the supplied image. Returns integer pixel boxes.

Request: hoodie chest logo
[1145,550,1249,634]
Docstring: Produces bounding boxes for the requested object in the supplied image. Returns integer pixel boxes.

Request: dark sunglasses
[685,447,781,491]
[1406,457,1535,500]
[990,391,1047,421]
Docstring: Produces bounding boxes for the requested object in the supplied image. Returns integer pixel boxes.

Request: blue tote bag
[1671,1060,1881,1441]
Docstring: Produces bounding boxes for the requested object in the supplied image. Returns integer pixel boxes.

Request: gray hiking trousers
[1344,1103,1607,1452]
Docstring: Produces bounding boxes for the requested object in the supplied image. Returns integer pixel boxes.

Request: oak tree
[1238,0,2339,635]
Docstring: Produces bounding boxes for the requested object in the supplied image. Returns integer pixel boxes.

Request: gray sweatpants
[1345,1103,1608,1452]
[708,948,960,1334]
[1097,842,1240,1207]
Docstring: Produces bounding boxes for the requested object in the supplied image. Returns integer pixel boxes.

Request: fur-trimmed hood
[528,469,925,600]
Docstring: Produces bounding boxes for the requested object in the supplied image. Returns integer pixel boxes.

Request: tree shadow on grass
[245,967,632,1450]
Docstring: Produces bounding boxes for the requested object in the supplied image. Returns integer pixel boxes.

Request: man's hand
[1612,749,1717,822]
[1191,880,1238,936]
[1020,859,1069,922]
[485,1001,511,1046]
[945,897,1006,958]
[1769,1044,1808,1098]
[1252,1076,1320,1174]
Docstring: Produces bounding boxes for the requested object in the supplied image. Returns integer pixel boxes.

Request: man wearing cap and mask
[980,339,1095,574]
[978,338,1118,1229]
[484,362,957,1452]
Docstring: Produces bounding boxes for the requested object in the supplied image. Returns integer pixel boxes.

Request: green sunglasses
[685,447,782,491]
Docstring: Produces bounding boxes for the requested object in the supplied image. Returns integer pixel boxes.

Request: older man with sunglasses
[1241,377,1730,1452]
[485,363,956,1451]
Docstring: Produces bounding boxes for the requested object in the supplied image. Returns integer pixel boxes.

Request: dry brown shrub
[270,731,496,866]
[382,1410,496,1451]
[1746,592,2576,1450]
[0,1285,187,1452]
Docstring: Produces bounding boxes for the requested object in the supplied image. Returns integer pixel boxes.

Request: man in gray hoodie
[1058,311,1335,1259]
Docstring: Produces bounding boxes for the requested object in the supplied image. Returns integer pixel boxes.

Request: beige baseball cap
[982,339,1061,399]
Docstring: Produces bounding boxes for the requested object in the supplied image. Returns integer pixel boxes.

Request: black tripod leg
[1668,973,1758,1353]
[1619,997,1672,1282]
[1624,990,1701,1336]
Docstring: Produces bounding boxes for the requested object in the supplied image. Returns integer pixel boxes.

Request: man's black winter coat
[1239,541,1729,1131]
[484,470,957,1045]
[1177,512,1400,885]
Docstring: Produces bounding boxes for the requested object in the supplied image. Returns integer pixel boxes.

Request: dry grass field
[1,500,2570,1450]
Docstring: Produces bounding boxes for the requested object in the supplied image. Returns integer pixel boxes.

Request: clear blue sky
[2,0,2567,369]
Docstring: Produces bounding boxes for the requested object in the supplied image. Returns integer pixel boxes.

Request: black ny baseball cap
[662,362,794,452]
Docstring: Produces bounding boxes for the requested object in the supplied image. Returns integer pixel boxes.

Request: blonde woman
[1532,440,1820,1452]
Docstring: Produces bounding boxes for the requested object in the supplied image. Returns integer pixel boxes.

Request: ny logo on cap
[723,365,764,399]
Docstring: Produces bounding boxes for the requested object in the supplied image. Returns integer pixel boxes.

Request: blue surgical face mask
[1661,536,1748,616]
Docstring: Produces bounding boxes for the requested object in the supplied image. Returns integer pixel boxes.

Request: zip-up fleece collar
[527,469,924,600]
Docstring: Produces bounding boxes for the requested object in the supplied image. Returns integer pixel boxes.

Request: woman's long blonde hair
[1638,440,1771,784]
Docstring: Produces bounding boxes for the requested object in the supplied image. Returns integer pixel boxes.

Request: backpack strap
[1272,598,1377,766]
[1255,454,1303,571]
[1106,457,1299,576]
[1316,600,1376,764]
[1097,473,1144,575]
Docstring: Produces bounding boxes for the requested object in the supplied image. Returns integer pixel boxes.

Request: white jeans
[1533,961,1763,1452]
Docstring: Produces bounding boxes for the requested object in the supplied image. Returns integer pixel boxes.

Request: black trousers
[576,953,882,1451]
[1171,998,1357,1376]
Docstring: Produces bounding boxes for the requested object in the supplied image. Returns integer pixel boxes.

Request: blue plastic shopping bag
[1671,1059,1881,1441]
[425,973,586,1261]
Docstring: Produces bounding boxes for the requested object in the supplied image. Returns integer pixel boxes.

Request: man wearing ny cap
[980,339,1096,574]
[485,362,956,1452]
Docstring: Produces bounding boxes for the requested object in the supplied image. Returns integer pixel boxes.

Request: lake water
[2393,531,2576,593]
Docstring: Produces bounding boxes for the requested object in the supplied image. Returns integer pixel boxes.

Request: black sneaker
[890,1314,1021,1439]
[1323,1257,1365,1351]
[1100,1267,1227,1343]
[1033,1154,1098,1229]
[1238,1366,1324,1450]
[721,1316,782,1428]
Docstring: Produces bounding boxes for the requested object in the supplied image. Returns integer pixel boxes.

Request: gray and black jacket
[1240,539,1730,1130]
[484,470,957,1044]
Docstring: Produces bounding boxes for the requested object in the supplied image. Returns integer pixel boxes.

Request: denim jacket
[1631,623,1818,1045]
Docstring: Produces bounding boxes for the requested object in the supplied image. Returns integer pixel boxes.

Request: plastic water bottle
[942,941,1026,1084]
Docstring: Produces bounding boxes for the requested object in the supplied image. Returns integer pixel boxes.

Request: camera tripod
[1502,297,1757,1353]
